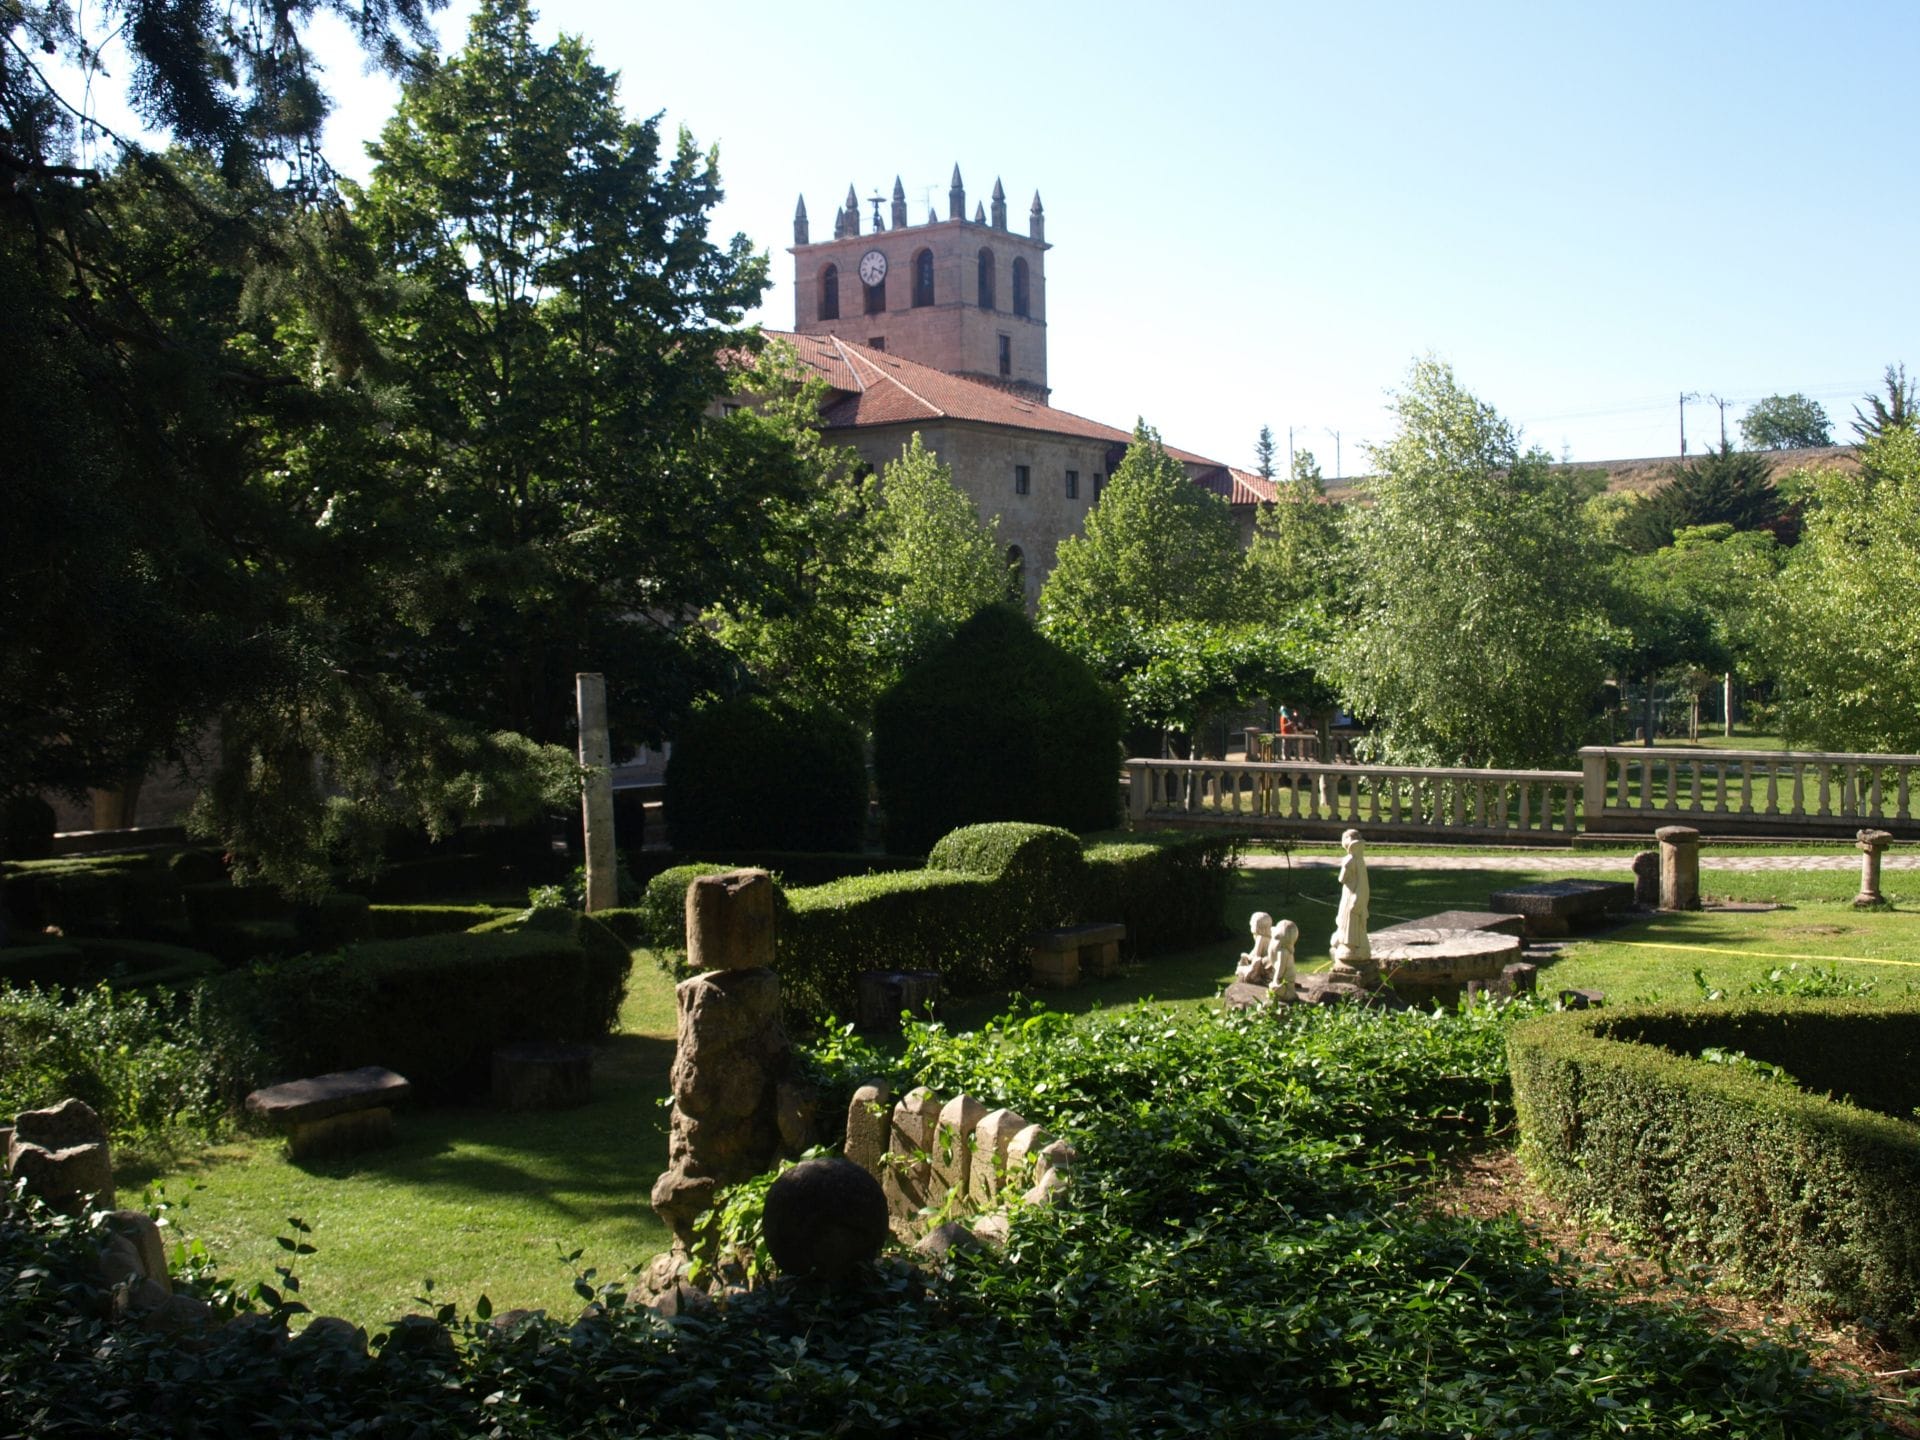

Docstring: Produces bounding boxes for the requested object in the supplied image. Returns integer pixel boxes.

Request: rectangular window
[1014,464,1030,496]
[1092,473,1105,501]
[998,334,1012,377]
[1065,469,1079,499]
[868,336,886,352]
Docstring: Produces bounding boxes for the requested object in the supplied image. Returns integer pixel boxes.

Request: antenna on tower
[868,190,887,231]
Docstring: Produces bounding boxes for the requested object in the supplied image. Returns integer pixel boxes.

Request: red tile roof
[762,330,1254,495]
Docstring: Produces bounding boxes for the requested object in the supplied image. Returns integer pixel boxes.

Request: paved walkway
[1240,852,1918,872]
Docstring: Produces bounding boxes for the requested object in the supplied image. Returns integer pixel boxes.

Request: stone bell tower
[790,166,1049,400]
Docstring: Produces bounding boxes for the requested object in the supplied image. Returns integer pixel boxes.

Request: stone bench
[245,1066,410,1161]
[1026,922,1125,989]
[855,969,942,1031]
[1487,880,1635,938]
[492,1043,592,1110]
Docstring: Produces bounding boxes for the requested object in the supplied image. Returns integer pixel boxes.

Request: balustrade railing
[1579,747,1920,834]
[1126,758,1582,839]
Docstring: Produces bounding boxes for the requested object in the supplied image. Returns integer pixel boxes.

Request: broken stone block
[684,869,776,974]
[931,1094,988,1206]
[843,1082,892,1178]
[1005,1123,1054,1196]
[968,1108,1029,1207]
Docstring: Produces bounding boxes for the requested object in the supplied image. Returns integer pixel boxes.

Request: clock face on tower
[858,248,888,286]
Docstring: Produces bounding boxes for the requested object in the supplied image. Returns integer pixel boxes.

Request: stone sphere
[761,1158,888,1282]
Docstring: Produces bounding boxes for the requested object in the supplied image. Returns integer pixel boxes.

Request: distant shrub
[665,695,867,852]
[873,606,1122,854]
[0,984,223,1141]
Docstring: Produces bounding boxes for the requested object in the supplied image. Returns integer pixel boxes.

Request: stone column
[1655,825,1701,911]
[1855,829,1893,908]
[575,673,616,914]
[650,870,788,1244]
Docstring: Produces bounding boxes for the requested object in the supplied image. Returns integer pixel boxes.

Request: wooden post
[576,673,616,914]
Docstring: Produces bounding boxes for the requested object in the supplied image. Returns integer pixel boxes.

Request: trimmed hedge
[1510,996,1920,1338]
[664,694,868,852]
[873,606,1123,854]
[206,912,632,1101]
[367,904,519,940]
[927,823,1086,935]
[1082,831,1237,956]
[779,870,1002,1020]
[0,938,221,993]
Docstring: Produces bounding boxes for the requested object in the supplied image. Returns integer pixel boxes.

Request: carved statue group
[1237,828,1372,1004]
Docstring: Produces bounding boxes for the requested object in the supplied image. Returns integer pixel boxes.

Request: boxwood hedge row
[1509,996,1920,1338]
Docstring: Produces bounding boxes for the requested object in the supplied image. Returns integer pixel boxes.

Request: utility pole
[1287,426,1296,479]
[1707,394,1731,449]
[1678,391,1700,456]
[1325,428,1342,482]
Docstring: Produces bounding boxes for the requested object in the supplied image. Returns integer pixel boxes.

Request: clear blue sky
[78,1,1920,472]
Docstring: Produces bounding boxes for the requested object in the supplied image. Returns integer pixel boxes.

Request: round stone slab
[1373,928,1521,989]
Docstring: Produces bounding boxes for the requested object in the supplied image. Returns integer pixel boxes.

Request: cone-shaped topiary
[874,606,1121,854]
[665,695,867,852]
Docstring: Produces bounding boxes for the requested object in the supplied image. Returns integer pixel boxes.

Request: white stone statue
[1269,917,1299,1001]
[1237,912,1277,984]
[1329,828,1370,970]
[1237,912,1300,1000]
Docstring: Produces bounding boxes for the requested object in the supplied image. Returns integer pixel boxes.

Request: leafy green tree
[1618,443,1785,553]
[1608,526,1780,742]
[1290,447,1326,493]
[1764,426,1920,749]
[1245,480,1346,613]
[1039,422,1245,631]
[1254,425,1277,480]
[1337,358,1613,767]
[1852,363,1917,442]
[347,0,778,750]
[1739,393,1832,450]
[864,435,1015,681]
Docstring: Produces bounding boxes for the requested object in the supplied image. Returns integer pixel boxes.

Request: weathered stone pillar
[1655,825,1701,911]
[650,870,789,1244]
[1855,829,1894,908]
[575,673,616,914]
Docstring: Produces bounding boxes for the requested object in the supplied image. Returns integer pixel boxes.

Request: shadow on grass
[121,1030,679,1232]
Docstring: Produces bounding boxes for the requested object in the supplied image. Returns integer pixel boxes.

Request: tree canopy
[1618,443,1786,554]
[1336,358,1613,768]
[1039,422,1245,632]
[1764,426,1920,751]
[1739,393,1832,450]
[1852,363,1917,442]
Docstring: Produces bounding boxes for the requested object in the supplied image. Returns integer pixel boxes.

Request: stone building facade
[778,167,1274,606]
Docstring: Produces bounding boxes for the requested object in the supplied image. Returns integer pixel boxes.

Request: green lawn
[122,960,681,1327]
[119,856,1920,1332]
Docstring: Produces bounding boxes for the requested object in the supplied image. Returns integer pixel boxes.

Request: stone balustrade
[1579,747,1920,837]
[1125,758,1582,839]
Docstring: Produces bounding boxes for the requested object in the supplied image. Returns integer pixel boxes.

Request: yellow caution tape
[1608,940,1920,969]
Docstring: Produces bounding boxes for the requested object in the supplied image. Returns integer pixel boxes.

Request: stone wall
[840,1081,1075,1248]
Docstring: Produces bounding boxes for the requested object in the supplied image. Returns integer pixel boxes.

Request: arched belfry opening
[818,264,839,321]
[977,248,996,311]
[912,249,935,308]
[1011,257,1030,318]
